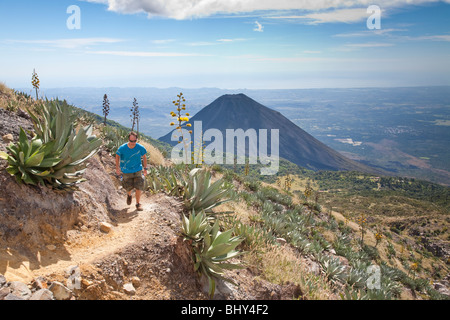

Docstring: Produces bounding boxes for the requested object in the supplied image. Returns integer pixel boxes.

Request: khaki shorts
[122,171,145,192]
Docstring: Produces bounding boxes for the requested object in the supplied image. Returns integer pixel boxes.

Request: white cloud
[269,8,370,24]
[333,42,395,52]
[151,39,176,44]
[334,28,408,37]
[416,35,450,42]
[186,41,216,46]
[186,38,246,46]
[7,38,124,49]
[79,0,450,20]
[87,50,209,57]
[217,38,246,42]
[345,42,394,48]
[253,21,264,32]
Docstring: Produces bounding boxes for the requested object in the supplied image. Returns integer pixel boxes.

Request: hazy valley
[33,86,450,185]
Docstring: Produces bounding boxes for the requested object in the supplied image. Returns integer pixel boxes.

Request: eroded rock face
[0,103,122,252]
[0,151,120,250]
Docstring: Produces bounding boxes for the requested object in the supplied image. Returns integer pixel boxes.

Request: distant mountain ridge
[159,93,378,173]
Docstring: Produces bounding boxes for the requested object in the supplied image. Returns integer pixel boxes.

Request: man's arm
[115,154,121,175]
[142,154,148,176]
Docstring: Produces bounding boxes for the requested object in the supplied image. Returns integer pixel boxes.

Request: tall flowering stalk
[192,130,205,168]
[304,181,313,201]
[375,231,383,247]
[357,214,368,245]
[31,69,40,100]
[284,174,292,191]
[170,92,192,164]
[102,94,110,126]
[409,262,418,279]
[130,98,140,134]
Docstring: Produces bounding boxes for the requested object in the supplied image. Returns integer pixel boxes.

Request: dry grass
[0,82,12,96]
[0,83,38,112]
[0,82,13,110]
[244,244,337,300]
[140,140,167,167]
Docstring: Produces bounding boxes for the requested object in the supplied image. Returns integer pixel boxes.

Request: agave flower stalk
[170,92,192,164]
[102,94,110,126]
[31,69,40,100]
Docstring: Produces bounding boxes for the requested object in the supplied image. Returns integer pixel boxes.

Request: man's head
[128,132,138,144]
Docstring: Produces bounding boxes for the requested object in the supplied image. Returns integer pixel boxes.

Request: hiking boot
[136,203,144,211]
[126,194,132,205]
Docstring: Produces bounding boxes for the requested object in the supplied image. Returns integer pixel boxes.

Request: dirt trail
[1,193,177,283]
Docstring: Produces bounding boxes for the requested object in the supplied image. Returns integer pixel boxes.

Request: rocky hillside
[0,93,301,300]
[0,85,448,301]
[0,142,301,301]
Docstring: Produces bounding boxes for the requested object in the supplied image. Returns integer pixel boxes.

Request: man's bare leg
[135,189,141,205]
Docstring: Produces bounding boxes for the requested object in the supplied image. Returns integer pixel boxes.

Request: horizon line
[11,84,450,91]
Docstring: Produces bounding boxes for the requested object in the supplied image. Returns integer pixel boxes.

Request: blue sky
[0,0,449,89]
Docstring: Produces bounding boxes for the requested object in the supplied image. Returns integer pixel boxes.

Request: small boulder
[131,276,141,288]
[9,281,32,300]
[100,222,113,233]
[0,287,11,300]
[2,134,13,144]
[30,289,54,300]
[4,293,25,300]
[0,274,6,287]
[123,283,136,295]
[49,281,72,300]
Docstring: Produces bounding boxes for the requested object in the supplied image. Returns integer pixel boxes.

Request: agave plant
[0,128,61,185]
[345,267,367,289]
[192,220,244,298]
[146,165,186,197]
[184,168,232,214]
[30,101,101,187]
[48,124,102,187]
[102,126,128,155]
[223,217,275,248]
[340,288,370,300]
[1,100,101,188]
[317,254,347,284]
[181,209,209,241]
[146,166,164,193]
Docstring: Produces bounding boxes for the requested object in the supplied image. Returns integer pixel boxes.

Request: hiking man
[115,132,148,211]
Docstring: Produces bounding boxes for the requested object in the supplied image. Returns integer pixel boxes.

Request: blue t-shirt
[116,143,147,174]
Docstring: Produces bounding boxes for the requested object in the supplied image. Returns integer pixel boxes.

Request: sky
[0,0,449,89]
